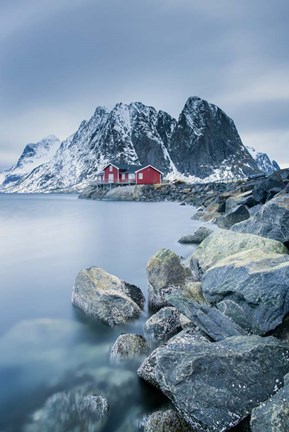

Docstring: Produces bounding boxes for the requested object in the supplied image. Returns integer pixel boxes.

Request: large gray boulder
[216,204,250,229]
[24,390,109,432]
[139,409,193,432]
[170,294,248,341]
[72,267,145,326]
[138,334,289,432]
[190,229,287,274]
[110,333,149,363]
[178,226,213,244]
[250,373,289,431]
[144,307,182,347]
[232,194,289,245]
[202,249,289,334]
[147,249,190,309]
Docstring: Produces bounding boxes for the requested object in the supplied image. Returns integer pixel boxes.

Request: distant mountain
[246,146,280,174]
[0,135,60,190]
[0,97,264,193]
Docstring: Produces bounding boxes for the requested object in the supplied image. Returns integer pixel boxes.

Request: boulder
[144,307,182,347]
[170,294,248,341]
[25,390,109,432]
[225,191,256,213]
[72,267,145,326]
[202,249,289,334]
[190,229,287,275]
[232,194,289,246]
[147,249,190,309]
[110,333,149,363]
[216,205,250,229]
[250,373,289,431]
[139,409,193,432]
[138,334,289,432]
[178,226,213,244]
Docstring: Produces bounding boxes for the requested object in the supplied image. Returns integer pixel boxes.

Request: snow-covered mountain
[246,146,280,174]
[0,135,60,190]
[0,97,265,193]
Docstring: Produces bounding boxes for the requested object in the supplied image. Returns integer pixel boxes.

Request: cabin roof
[135,164,163,175]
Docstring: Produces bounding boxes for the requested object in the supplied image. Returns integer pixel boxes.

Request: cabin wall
[136,167,161,185]
[103,165,119,183]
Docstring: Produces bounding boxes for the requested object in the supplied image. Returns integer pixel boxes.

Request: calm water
[0,194,207,432]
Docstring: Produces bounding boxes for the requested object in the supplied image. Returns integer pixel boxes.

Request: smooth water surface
[0,194,207,431]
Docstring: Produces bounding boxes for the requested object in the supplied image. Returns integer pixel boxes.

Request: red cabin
[98,163,162,185]
[135,165,162,185]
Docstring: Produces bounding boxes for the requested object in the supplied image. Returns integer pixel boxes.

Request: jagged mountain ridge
[246,146,280,174]
[0,97,272,193]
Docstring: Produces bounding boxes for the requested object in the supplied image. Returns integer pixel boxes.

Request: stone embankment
[30,168,289,431]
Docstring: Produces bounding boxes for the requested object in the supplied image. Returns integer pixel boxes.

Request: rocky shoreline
[26,168,289,431]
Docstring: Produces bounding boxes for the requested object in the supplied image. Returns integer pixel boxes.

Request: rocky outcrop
[216,204,250,228]
[190,229,287,275]
[232,194,289,246]
[72,267,145,326]
[147,249,191,310]
[144,307,182,347]
[202,249,289,335]
[139,409,193,432]
[110,334,149,363]
[178,226,213,244]
[24,390,109,432]
[250,373,289,431]
[138,334,289,432]
[170,294,247,341]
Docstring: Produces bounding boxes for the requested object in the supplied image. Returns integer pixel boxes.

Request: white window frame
[109,165,113,172]
[138,172,143,180]
[121,173,126,180]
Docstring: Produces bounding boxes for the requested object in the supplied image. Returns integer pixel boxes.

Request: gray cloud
[1,0,289,169]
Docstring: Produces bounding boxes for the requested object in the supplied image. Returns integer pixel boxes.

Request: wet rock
[202,249,289,334]
[178,226,213,244]
[250,373,289,431]
[170,294,247,341]
[139,409,193,432]
[72,267,145,326]
[144,307,182,347]
[190,229,287,274]
[232,194,289,245]
[147,249,190,309]
[25,390,109,432]
[110,334,149,363]
[138,334,289,432]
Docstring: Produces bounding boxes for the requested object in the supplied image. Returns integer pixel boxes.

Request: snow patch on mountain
[246,146,280,174]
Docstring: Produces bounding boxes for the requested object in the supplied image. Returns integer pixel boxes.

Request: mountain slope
[0,97,264,192]
[168,97,259,179]
[246,146,280,174]
[0,135,60,190]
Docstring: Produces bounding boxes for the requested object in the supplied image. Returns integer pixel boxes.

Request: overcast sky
[1,0,288,169]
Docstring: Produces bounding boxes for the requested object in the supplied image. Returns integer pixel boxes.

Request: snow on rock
[246,146,280,174]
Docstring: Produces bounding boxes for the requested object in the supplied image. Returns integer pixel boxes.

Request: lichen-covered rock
[110,334,149,363]
[147,249,190,309]
[138,334,289,432]
[216,204,250,229]
[250,373,289,431]
[144,307,182,347]
[178,227,213,244]
[190,229,287,274]
[202,249,289,335]
[139,409,193,432]
[72,267,145,326]
[25,391,109,432]
[232,194,289,246]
